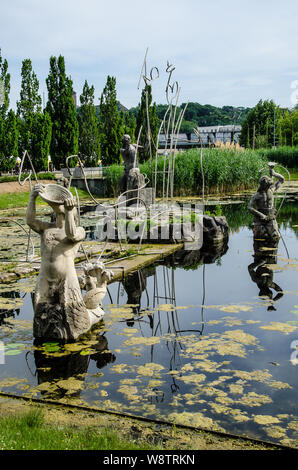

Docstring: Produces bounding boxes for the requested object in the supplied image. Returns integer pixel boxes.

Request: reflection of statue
[248,240,283,310]
[119,134,144,195]
[123,270,147,313]
[34,334,116,399]
[248,163,284,241]
[26,183,111,341]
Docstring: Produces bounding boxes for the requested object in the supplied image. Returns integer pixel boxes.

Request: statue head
[258,175,273,191]
[123,134,131,146]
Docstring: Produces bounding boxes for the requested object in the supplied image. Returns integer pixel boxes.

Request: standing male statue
[119,134,145,196]
[248,162,284,241]
[26,183,111,341]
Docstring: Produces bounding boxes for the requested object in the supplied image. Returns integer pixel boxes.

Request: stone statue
[119,134,144,195]
[78,260,113,309]
[26,183,112,341]
[248,162,284,241]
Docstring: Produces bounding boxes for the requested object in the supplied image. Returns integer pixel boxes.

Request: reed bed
[256,146,298,169]
[104,147,267,197]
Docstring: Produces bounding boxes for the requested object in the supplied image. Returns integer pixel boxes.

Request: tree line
[0,52,158,172]
[1,50,297,174]
[239,99,298,149]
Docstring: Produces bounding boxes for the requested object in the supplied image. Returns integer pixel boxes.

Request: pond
[0,197,298,447]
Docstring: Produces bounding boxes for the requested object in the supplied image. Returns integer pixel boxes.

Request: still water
[0,199,298,446]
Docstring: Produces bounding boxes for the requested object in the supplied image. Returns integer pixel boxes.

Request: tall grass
[104,148,267,197]
[256,146,298,169]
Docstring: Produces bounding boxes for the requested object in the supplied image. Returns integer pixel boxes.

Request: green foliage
[205,204,223,217]
[0,408,164,450]
[0,172,56,183]
[122,111,136,140]
[17,59,42,123]
[152,103,250,128]
[78,80,101,165]
[0,51,10,118]
[0,110,18,171]
[103,164,123,197]
[256,146,298,169]
[0,51,12,170]
[276,109,298,147]
[30,111,52,171]
[46,55,79,168]
[135,84,159,163]
[16,59,46,168]
[240,99,278,148]
[179,120,197,135]
[99,76,123,165]
[104,148,267,197]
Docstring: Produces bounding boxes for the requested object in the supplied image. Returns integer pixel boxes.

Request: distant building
[158,125,242,149]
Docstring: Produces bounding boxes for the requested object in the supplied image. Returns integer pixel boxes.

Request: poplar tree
[17,59,42,154]
[123,111,136,140]
[0,50,10,118]
[4,110,18,158]
[78,80,101,165]
[16,59,52,171]
[46,55,78,168]
[99,76,123,165]
[135,84,159,163]
[31,112,52,171]
[0,50,13,171]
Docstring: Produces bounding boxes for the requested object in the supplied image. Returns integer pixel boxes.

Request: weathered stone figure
[248,162,284,241]
[26,183,110,341]
[119,134,144,194]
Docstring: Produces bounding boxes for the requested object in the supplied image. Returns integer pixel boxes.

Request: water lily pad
[5,349,23,355]
[6,342,25,349]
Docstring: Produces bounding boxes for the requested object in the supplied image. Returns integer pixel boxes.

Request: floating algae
[178,373,206,385]
[123,336,160,347]
[136,363,164,377]
[237,392,273,407]
[253,415,280,425]
[260,322,297,334]
[117,384,140,401]
[219,305,253,313]
[168,411,224,432]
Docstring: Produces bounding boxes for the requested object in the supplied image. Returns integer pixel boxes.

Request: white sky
[1,0,298,110]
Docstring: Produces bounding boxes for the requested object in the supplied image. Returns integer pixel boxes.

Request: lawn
[0,408,163,450]
[0,187,91,210]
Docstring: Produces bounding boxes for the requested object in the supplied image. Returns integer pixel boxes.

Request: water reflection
[248,239,283,310]
[33,334,116,399]
[0,290,22,325]
[1,198,298,445]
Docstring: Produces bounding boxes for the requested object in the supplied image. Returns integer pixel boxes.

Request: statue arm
[271,169,285,191]
[26,185,51,234]
[64,198,85,242]
[248,194,266,220]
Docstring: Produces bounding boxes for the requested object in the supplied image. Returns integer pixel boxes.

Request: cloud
[1,0,298,109]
